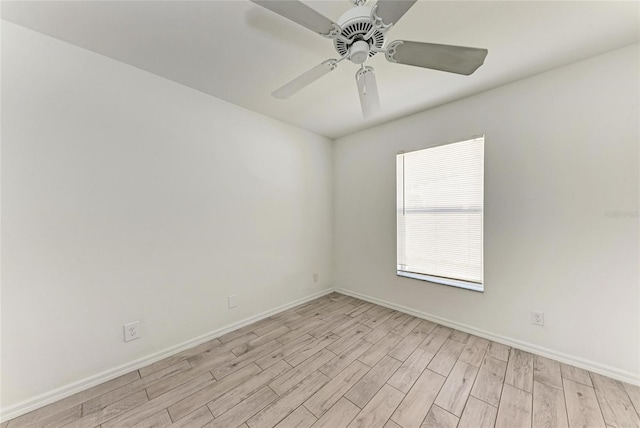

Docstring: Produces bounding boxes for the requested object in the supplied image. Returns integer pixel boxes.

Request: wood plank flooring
[5,293,640,428]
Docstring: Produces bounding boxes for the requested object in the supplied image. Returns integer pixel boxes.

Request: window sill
[397,271,484,292]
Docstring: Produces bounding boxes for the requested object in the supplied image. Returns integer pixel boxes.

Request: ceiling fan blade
[250,0,337,36]
[374,0,417,26]
[272,59,338,99]
[386,41,488,75]
[356,66,381,118]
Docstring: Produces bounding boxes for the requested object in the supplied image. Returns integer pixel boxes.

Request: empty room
[1,0,638,427]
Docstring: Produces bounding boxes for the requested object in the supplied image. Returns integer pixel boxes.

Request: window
[397,137,484,291]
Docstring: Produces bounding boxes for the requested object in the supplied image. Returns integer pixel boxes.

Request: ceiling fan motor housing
[334,5,385,63]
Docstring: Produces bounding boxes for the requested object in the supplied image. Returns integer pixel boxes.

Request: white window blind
[397,137,484,291]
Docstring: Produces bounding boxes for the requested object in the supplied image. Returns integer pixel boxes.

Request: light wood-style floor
[5,292,640,428]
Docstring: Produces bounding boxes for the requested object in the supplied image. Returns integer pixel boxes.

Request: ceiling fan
[250,0,488,118]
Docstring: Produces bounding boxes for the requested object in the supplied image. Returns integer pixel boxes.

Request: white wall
[1,22,333,409]
[334,44,639,381]
[1,19,638,416]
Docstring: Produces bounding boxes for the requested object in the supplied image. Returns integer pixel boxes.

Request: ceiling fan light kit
[251,0,488,118]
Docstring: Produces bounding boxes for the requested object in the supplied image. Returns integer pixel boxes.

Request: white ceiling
[2,1,639,139]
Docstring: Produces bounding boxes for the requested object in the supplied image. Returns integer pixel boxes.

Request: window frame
[396,136,485,292]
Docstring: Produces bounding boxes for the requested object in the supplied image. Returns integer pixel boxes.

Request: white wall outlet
[228,295,237,309]
[531,311,544,326]
[123,321,141,342]
[313,273,319,283]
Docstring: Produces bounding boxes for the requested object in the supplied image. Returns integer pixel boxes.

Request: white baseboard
[5,285,636,422]
[0,287,335,423]
[335,287,640,386]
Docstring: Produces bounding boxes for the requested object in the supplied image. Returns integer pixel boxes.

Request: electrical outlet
[531,311,544,326]
[313,273,319,283]
[228,295,237,309]
[124,321,141,342]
